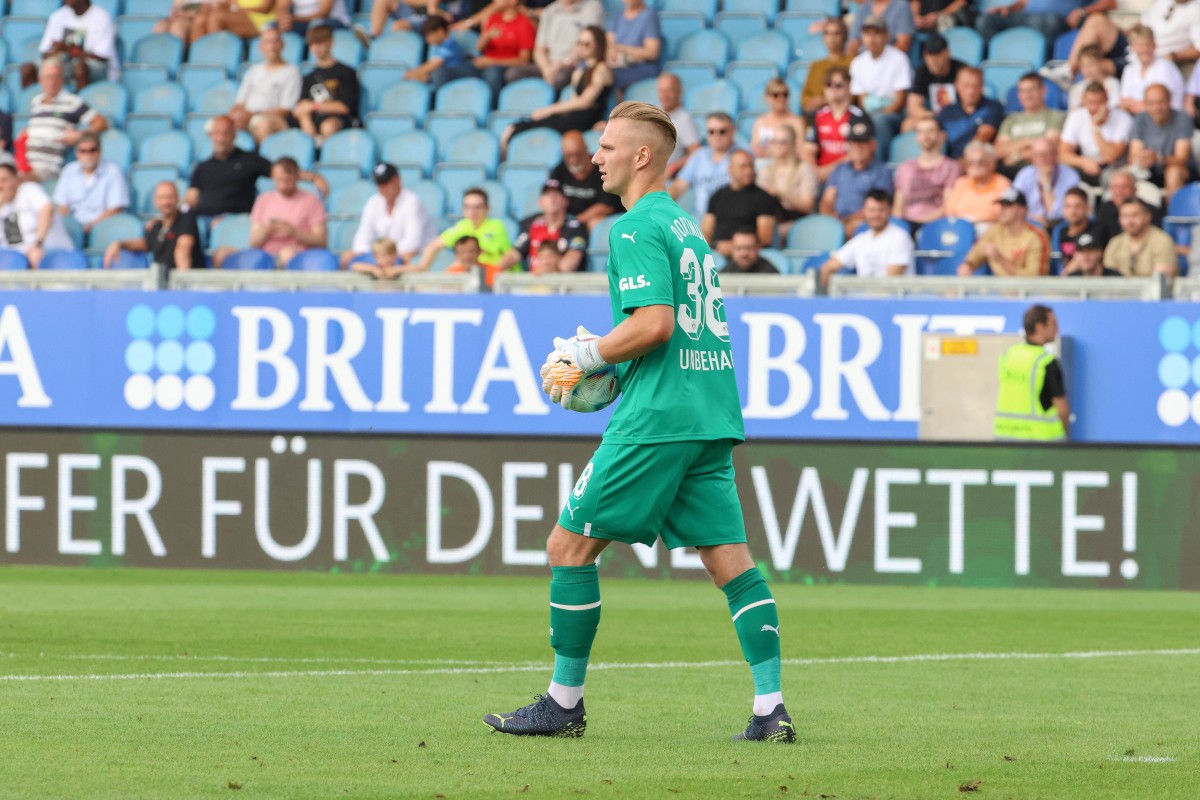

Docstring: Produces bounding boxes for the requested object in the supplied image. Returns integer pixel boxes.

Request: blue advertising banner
[0,290,1195,443]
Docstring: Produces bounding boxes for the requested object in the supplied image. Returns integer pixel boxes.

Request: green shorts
[557,438,747,550]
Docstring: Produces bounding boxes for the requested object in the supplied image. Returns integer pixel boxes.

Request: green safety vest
[993,342,1066,441]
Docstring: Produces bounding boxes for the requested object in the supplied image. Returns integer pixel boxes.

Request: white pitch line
[1118,756,1177,763]
[1,648,1198,683]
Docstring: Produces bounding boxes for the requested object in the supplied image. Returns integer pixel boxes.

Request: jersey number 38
[677,247,730,342]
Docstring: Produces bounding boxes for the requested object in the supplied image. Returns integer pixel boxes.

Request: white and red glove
[540,326,608,408]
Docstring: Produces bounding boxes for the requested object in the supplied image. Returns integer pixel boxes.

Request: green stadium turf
[2,566,1197,799]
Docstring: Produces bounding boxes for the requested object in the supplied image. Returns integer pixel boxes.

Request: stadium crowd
[0,0,1197,281]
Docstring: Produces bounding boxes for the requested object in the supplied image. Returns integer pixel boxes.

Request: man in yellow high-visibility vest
[994,304,1070,441]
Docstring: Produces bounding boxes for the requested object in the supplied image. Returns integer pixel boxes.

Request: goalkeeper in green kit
[483,101,793,743]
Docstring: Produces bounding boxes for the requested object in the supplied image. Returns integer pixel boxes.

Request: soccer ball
[559,365,619,412]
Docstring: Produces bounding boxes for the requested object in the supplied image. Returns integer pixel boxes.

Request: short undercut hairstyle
[609,100,678,156]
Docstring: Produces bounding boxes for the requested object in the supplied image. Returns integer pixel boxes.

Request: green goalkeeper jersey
[602,191,745,445]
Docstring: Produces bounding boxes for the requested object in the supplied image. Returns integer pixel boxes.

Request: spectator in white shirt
[343,162,437,268]
[818,188,914,287]
[1060,81,1132,185]
[1120,25,1184,114]
[0,164,74,269]
[39,0,120,89]
[849,15,910,164]
[230,27,302,144]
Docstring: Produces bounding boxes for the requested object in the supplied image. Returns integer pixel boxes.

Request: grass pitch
[1,566,1197,799]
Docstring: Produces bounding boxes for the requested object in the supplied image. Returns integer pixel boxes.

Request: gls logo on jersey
[619,275,651,292]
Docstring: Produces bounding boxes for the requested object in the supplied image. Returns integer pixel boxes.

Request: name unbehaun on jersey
[679,349,734,371]
[668,216,705,243]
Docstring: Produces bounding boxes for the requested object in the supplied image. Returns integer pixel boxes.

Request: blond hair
[371,238,398,259]
[609,101,677,157]
[1127,23,1154,43]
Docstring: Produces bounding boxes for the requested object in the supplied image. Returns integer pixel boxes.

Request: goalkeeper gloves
[540,326,610,408]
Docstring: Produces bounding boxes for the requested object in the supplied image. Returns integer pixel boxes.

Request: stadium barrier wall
[0,430,1194,590]
[1,290,1200,443]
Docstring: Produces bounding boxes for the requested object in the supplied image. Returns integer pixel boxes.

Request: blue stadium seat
[125,115,176,152]
[734,31,792,72]
[714,12,768,44]
[132,33,185,79]
[686,80,741,115]
[785,0,840,13]
[888,131,924,165]
[758,247,790,273]
[131,164,181,214]
[247,31,304,65]
[662,61,719,97]
[188,32,243,78]
[400,161,427,186]
[117,15,159,62]
[10,0,51,16]
[660,12,707,61]
[138,131,193,174]
[982,62,1027,100]
[0,250,29,270]
[434,163,488,207]
[193,80,239,115]
[624,78,658,106]
[676,30,731,71]
[14,86,37,115]
[987,26,1047,64]
[287,249,338,271]
[317,164,364,193]
[331,28,365,68]
[210,214,252,252]
[499,162,547,218]
[330,180,376,217]
[112,250,151,270]
[133,83,187,126]
[121,65,170,97]
[364,112,418,146]
[783,27,826,61]
[726,62,781,111]
[124,0,165,14]
[80,82,129,127]
[368,31,423,67]
[1,18,45,60]
[486,110,523,139]
[425,111,478,144]
[944,27,984,67]
[382,130,436,176]
[660,0,717,24]
[498,78,555,114]
[40,249,89,270]
[586,214,622,271]
[1053,29,1078,62]
[915,217,974,275]
[376,80,430,122]
[327,218,357,254]
[89,214,145,261]
[785,214,844,253]
[1164,182,1200,253]
[724,0,780,21]
[508,128,562,170]
[261,129,316,170]
[411,179,447,218]
[359,63,408,112]
[178,64,229,102]
[91,0,120,18]
[223,248,275,270]
[435,77,492,125]
[100,129,134,172]
[322,128,378,176]
[443,129,500,178]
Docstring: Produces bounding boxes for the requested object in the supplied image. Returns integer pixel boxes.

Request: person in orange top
[445,235,487,283]
[945,140,1011,232]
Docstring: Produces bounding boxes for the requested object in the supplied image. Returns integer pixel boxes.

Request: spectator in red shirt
[468,0,536,98]
[496,179,588,272]
[804,67,874,182]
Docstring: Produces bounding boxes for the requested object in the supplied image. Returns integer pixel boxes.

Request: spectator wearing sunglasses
[670,111,735,217]
[52,132,129,234]
[750,79,806,161]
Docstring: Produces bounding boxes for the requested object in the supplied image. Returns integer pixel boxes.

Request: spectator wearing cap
[994,74,1066,178]
[1129,84,1194,200]
[848,0,914,55]
[497,179,587,273]
[893,118,960,229]
[1058,81,1132,186]
[804,67,873,182]
[52,131,129,234]
[670,112,735,218]
[936,66,1002,159]
[1102,197,1177,277]
[720,228,779,274]
[849,15,910,163]
[414,187,513,286]
[801,17,853,114]
[819,121,894,237]
[1012,137,1080,231]
[976,0,1086,53]
[903,33,966,132]
[344,162,437,268]
[957,188,1049,276]
[819,188,913,287]
[237,156,328,268]
[294,24,360,146]
[1053,186,1106,270]
[702,150,779,256]
[1061,231,1121,276]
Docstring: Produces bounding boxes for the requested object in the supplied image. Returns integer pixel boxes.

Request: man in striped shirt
[24,59,108,182]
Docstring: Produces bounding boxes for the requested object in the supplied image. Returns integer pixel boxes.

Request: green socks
[547,564,601,708]
[723,567,783,711]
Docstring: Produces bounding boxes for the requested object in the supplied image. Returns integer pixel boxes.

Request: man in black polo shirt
[104,181,204,270]
[720,228,780,275]
[185,115,272,218]
[703,150,778,256]
[548,130,621,230]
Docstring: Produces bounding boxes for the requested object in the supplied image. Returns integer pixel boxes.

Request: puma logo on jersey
[619,275,650,291]
[621,232,637,243]
[761,624,780,636]
[564,499,580,520]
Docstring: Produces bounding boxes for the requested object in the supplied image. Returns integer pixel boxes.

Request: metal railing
[0,265,164,291]
[827,275,1168,301]
[168,270,480,293]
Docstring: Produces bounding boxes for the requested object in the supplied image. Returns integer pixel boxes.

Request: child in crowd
[445,235,487,284]
[531,239,561,274]
[1068,46,1121,111]
[404,16,468,90]
[351,237,404,279]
